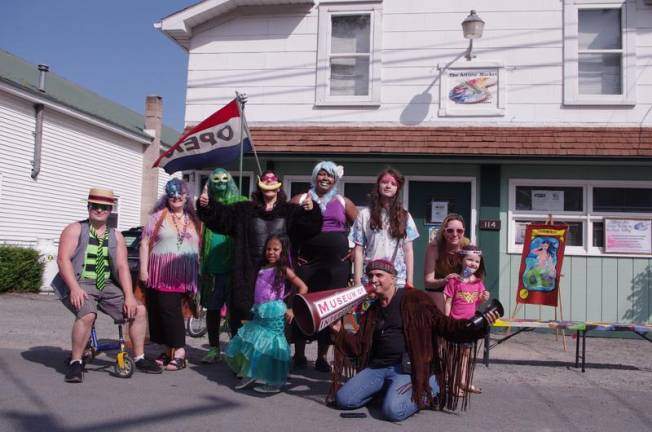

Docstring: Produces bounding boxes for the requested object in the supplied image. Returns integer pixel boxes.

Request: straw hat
[86,188,115,205]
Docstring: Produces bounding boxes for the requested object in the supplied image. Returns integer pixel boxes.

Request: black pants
[147,288,185,349]
[206,309,221,347]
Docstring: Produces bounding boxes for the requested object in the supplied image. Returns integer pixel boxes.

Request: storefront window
[510,180,652,256]
[593,187,652,213]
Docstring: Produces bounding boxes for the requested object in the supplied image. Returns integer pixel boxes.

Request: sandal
[464,385,482,394]
[165,357,187,371]
[155,352,170,367]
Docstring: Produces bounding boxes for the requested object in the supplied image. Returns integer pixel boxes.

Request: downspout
[31,64,48,179]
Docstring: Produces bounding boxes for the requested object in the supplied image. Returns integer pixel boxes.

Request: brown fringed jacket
[328,289,486,411]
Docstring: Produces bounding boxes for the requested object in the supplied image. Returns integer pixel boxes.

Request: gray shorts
[61,280,125,323]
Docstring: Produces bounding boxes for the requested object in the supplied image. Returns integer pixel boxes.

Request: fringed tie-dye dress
[145,210,200,294]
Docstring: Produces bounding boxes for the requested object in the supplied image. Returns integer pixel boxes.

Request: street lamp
[461,10,485,61]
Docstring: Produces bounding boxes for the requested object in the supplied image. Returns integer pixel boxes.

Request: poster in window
[430,201,448,224]
[604,219,652,255]
[517,224,568,307]
[438,61,505,117]
[531,190,564,212]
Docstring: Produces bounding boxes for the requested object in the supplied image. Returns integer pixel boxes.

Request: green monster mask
[207,168,242,203]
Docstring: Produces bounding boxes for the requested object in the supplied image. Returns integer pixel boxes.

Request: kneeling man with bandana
[328,259,498,422]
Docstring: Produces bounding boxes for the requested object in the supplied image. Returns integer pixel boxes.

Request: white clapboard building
[157,0,652,323]
[0,49,180,248]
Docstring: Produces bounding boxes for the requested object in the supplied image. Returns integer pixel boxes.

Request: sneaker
[201,347,222,364]
[253,384,281,394]
[135,357,163,374]
[315,358,331,373]
[65,360,83,383]
[234,377,256,390]
[293,355,308,370]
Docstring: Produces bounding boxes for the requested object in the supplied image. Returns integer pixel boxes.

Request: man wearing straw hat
[52,188,162,382]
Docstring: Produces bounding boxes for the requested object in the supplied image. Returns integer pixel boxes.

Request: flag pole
[241,105,262,176]
[235,91,246,193]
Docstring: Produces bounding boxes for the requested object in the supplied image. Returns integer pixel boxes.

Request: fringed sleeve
[401,289,487,412]
[326,307,377,405]
[428,294,487,412]
[401,290,438,410]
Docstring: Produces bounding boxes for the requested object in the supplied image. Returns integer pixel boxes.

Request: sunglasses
[167,194,186,201]
[445,228,464,235]
[261,174,279,183]
[89,203,111,212]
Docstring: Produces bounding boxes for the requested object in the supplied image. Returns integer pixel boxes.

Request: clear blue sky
[1,1,194,131]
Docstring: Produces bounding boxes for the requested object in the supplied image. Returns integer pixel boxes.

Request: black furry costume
[197,198,322,335]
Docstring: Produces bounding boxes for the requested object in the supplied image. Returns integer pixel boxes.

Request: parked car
[121,226,142,283]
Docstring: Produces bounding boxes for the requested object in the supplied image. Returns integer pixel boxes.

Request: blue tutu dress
[224,267,290,386]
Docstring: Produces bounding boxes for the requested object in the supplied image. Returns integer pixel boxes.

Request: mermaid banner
[517,224,568,307]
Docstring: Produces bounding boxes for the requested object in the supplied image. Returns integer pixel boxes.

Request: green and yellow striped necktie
[90,227,109,291]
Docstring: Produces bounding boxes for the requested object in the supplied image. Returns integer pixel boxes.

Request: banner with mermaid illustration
[438,62,505,117]
[517,224,568,307]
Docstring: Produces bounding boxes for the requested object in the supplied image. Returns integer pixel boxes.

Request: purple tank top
[321,196,347,233]
[254,267,285,304]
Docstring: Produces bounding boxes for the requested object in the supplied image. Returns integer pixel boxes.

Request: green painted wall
[232,156,652,324]
[498,164,652,323]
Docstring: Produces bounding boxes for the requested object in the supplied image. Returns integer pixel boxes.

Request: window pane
[593,188,652,213]
[331,15,370,54]
[199,174,209,191]
[593,221,604,247]
[515,220,583,247]
[578,9,621,50]
[330,57,370,96]
[290,182,310,197]
[515,186,583,212]
[231,176,251,197]
[343,183,375,207]
[579,53,622,95]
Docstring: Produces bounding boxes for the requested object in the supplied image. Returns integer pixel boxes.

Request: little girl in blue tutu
[225,234,307,393]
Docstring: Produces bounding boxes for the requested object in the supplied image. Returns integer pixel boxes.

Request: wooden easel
[510,214,567,351]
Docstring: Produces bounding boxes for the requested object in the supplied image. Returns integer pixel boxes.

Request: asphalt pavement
[1,293,650,432]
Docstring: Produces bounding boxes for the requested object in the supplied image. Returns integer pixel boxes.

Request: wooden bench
[483,319,652,372]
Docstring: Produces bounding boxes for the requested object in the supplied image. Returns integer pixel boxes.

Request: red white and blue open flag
[153,99,252,174]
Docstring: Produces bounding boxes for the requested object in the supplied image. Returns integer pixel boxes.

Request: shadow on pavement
[485,358,642,371]
[2,395,239,432]
[21,345,123,378]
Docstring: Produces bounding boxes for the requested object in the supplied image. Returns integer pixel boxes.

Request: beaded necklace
[170,211,189,250]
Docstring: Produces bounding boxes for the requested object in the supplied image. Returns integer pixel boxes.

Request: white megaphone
[293,285,371,336]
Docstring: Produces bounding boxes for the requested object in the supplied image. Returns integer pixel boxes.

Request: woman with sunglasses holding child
[424,213,470,312]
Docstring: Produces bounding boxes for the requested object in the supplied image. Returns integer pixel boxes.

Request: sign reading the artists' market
[438,61,505,117]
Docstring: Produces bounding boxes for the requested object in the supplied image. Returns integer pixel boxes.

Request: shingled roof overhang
[248,126,652,160]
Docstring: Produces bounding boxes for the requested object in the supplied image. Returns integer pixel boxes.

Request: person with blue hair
[140,178,202,370]
[290,161,358,372]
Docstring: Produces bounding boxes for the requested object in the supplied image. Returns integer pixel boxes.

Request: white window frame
[563,0,636,105]
[508,179,652,257]
[315,1,383,106]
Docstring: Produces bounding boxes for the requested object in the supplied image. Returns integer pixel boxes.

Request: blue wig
[309,161,343,211]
